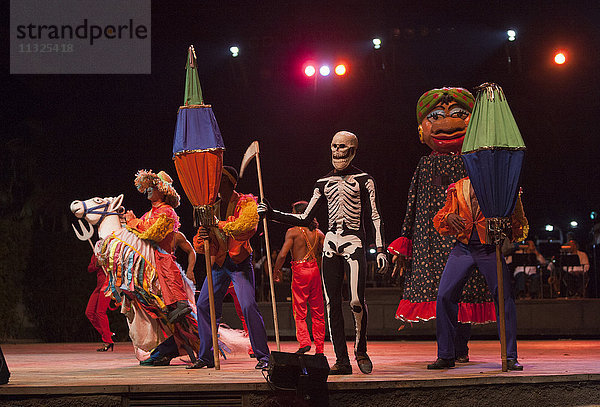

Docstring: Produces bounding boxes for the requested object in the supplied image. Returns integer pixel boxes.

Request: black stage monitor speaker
[267,351,329,389]
[0,346,10,385]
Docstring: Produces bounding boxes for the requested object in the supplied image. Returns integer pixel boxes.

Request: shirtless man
[273,201,326,355]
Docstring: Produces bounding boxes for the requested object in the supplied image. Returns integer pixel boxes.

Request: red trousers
[291,260,325,353]
[155,251,189,306]
[85,275,113,344]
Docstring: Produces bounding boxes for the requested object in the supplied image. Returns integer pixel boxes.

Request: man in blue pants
[428,177,528,370]
[187,166,270,370]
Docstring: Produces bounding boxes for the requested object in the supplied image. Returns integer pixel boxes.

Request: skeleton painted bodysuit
[268,165,385,365]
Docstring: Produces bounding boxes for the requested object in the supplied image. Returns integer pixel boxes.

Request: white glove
[376,252,388,274]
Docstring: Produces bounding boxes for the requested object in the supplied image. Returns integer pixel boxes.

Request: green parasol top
[462,83,525,153]
[183,45,204,106]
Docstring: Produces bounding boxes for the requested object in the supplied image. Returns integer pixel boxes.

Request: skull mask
[331,131,358,171]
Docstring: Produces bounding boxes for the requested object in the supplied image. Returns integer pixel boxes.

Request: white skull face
[331,131,358,171]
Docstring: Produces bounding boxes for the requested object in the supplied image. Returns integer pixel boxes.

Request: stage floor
[2,340,600,406]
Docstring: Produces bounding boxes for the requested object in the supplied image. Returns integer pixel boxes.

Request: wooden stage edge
[2,340,600,406]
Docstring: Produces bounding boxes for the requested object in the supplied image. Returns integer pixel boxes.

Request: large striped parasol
[461,82,526,372]
[461,83,526,220]
[173,45,224,225]
[172,45,224,369]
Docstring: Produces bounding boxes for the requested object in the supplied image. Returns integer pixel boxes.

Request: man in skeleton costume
[259,131,388,375]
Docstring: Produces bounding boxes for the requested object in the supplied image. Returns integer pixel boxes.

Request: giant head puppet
[416,88,474,154]
[389,86,495,328]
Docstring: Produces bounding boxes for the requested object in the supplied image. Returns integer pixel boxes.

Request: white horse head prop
[70,195,125,240]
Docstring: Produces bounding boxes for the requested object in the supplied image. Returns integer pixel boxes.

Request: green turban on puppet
[416,87,475,123]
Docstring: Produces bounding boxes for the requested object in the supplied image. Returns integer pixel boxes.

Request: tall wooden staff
[240,141,280,351]
[172,45,224,369]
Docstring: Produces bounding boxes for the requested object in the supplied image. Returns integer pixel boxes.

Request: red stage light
[554,51,566,65]
[334,64,347,76]
[304,64,316,77]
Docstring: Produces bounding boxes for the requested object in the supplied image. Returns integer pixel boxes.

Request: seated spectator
[562,240,590,297]
[507,240,546,299]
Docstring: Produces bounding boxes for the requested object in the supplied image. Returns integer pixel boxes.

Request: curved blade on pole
[240,141,259,179]
[239,141,280,350]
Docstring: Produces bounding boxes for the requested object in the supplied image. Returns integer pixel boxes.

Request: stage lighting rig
[302,59,349,83]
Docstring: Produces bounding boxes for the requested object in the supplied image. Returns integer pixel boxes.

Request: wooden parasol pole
[202,238,221,369]
[496,243,508,372]
[254,151,281,351]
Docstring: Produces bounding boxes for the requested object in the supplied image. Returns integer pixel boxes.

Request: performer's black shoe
[152,356,172,366]
[315,353,324,356]
[507,359,524,371]
[186,359,215,369]
[355,352,373,374]
[167,301,192,323]
[295,346,311,354]
[427,358,455,369]
[97,343,114,352]
[255,359,269,370]
[329,362,352,375]
[139,357,155,366]
[455,354,470,363]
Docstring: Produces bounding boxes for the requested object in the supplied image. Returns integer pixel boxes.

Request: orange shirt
[433,177,528,245]
[126,201,180,252]
[194,191,259,266]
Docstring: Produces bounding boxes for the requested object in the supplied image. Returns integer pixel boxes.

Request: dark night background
[2,1,600,340]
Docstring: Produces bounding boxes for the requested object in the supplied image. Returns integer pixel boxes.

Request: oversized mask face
[331,131,358,171]
[420,102,471,154]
